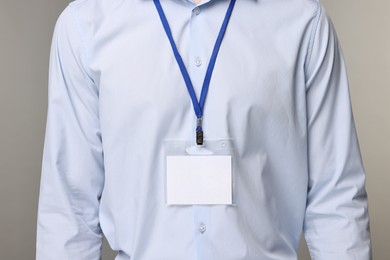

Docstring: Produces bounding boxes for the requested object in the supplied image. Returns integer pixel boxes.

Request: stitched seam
[69,4,95,85]
[304,0,322,78]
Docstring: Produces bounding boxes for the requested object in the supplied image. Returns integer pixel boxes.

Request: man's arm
[36,5,104,259]
[304,3,371,259]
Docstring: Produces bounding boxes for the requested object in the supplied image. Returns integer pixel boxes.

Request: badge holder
[163,139,236,206]
[155,0,237,206]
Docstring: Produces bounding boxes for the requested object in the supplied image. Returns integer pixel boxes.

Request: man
[37,0,371,259]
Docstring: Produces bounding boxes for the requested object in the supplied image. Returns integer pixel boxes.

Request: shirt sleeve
[36,5,104,260]
[303,3,371,259]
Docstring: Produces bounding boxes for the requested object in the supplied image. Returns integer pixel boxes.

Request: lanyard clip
[196,130,204,146]
[196,117,204,146]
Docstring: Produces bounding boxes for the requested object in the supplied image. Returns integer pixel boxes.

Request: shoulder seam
[68,4,96,84]
[304,1,322,77]
[69,0,90,8]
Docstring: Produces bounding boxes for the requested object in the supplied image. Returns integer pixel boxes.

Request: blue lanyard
[153,0,236,145]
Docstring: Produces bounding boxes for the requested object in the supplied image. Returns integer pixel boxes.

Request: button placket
[192,7,202,69]
[188,3,206,110]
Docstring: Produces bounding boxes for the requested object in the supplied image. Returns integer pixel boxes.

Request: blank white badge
[166,155,232,205]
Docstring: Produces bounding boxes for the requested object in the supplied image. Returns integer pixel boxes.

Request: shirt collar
[144,0,215,7]
[187,0,213,6]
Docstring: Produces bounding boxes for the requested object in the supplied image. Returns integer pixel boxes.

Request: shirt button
[193,7,201,15]
[199,223,206,233]
[194,57,202,67]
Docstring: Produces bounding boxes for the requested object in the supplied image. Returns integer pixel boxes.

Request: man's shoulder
[54,0,126,36]
[270,0,320,7]
[66,0,125,19]
[266,0,320,13]
[256,0,321,25]
[69,0,122,9]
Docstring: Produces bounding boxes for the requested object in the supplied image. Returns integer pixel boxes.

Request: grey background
[0,0,388,259]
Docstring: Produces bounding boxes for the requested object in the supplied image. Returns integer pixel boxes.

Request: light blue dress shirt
[37,0,371,259]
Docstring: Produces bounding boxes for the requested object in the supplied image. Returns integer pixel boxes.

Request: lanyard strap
[153,0,236,145]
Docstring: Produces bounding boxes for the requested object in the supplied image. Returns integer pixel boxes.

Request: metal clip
[196,130,204,146]
[196,117,203,128]
[196,117,203,145]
